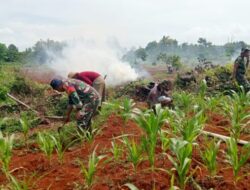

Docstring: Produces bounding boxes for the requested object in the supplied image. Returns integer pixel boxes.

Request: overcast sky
[1,0,250,50]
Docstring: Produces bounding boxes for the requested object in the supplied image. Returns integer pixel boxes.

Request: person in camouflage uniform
[50,78,100,131]
[233,48,250,91]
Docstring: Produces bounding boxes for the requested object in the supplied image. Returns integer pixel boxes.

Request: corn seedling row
[0,132,14,176]
[134,104,168,170]
[168,138,193,189]
[37,132,55,165]
[200,139,221,176]
[20,115,30,149]
[79,147,106,188]
[111,141,122,161]
[226,137,250,182]
[122,137,143,171]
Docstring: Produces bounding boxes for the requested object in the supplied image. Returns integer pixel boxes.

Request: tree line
[0,39,66,64]
[122,36,248,67]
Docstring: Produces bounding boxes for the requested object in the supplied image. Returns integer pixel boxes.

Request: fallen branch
[7,93,64,121]
[201,130,248,145]
[44,116,64,120]
[7,93,39,114]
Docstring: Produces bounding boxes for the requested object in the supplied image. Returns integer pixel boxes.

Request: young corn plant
[0,132,14,176]
[19,115,30,148]
[79,147,106,188]
[160,130,170,152]
[200,139,221,177]
[122,137,143,171]
[50,134,65,164]
[226,137,250,182]
[172,109,206,143]
[111,141,122,161]
[8,174,29,190]
[37,132,55,165]
[223,98,250,141]
[168,138,193,189]
[121,98,135,123]
[134,104,168,170]
[172,91,194,113]
[231,86,250,107]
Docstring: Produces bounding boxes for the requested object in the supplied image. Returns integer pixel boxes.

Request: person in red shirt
[68,71,105,106]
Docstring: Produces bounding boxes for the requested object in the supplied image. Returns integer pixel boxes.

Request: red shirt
[75,71,100,86]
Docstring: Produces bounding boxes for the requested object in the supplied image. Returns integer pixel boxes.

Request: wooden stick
[103,102,249,145]
[44,116,64,119]
[7,93,39,114]
[201,130,248,145]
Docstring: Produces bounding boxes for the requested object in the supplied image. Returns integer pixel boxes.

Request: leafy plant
[168,138,193,189]
[134,104,168,170]
[111,141,122,161]
[172,110,206,143]
[160,130,170,152]
[50,134,65,164]
[198,79,207,99]
[122,137,143,171]
[8,174,29,190]
[121,98,135,122]
[223,96,250,141]
[0,132,14,176]
[20,115,30,148]
[79,147,106,188]
[200,139,221,176]
[226,137,250,182]
[173,91,194,113]
[37,132,55,164]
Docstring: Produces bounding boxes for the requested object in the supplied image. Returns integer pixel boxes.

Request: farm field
[0,65,250,190]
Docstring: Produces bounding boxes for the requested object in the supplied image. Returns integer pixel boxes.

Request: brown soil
[1,113,250,190]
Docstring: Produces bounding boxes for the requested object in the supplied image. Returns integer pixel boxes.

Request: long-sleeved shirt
[64,79,100,109]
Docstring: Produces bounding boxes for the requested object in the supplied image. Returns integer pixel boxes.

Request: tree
[0,43,7,62]
[32,39,66,64]
[6,44,19,62]
[135,48,147,61]
[198,38,212,47]
[159,36,178,47]
[225,43,236,59]
[157,53,182,70]
[167,55,182,70]
[145,41,158,51]
[157,53,168,64]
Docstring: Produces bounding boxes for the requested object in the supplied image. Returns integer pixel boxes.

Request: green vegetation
[123,36,247,66]
[200,139,221,176]
[226,138,250,182]
[121,98,135,123]
[79,147,106,188]
[134,104,168,170]
[0,132,14,176]
[111,141,122,161]
[223,88,250,141]
[168,138,192,189]
[37,132,55,164]
[50,134,65,164]
[20,115,30,148]
[122,137,143,171]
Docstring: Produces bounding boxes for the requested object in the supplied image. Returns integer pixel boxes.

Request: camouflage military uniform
[64,79,100,130]
[235,56,250,91]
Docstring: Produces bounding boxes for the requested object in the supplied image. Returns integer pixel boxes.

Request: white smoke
[48,39,139,86]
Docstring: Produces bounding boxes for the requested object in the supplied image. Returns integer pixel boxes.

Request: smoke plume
[48,39,139,86]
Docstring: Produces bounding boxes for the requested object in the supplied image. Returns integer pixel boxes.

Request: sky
[1,0,250,50]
